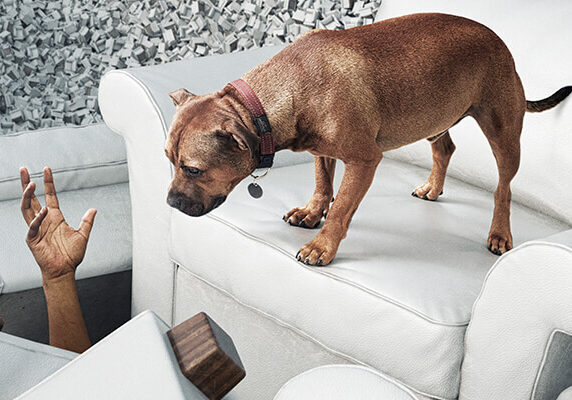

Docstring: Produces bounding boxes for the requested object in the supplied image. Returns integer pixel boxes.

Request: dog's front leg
[283,156,336,229]
[297,157,381,266]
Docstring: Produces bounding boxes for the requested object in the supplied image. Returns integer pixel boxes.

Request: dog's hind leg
[412,131,456,201]
[472,100,524,255]
[283,156,336,229]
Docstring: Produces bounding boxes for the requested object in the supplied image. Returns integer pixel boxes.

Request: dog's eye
[181,166,203,177]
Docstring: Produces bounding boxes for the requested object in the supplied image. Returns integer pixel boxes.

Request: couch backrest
[0,124,127,202]
[375,0,572,225]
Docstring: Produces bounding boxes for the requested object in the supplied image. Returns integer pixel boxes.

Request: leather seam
[15,310,155,397]
[203,212,470,327]
[0,334,76,361]
[461,241,572,398]
[172,260,454,400]
[101,70,170,142]
[531,328,572,399]
[275,364,420,400]
[0,122,109,138]
[0,160,128,184]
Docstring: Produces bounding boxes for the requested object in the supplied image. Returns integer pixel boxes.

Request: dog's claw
[411,191,417,197]
[487,245,501,256]
[304,258,310,265]
[299,220,308,228]
[317,259,323,266]
[295,251,301,260]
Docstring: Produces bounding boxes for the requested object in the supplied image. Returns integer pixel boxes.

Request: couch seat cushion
[169,158,569,399]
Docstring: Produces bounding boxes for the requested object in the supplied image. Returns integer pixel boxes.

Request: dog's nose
[167,193,183,209]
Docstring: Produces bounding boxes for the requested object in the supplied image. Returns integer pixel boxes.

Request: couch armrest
[98,45,311,322]
[460,242,572,400]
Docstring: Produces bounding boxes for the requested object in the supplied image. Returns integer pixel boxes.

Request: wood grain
[168,312,245,400]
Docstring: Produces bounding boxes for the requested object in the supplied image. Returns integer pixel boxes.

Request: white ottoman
[274,365,419,400]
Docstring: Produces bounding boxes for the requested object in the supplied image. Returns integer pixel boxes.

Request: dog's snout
[167,192,183,209]
[167,192,207,216]
[212,195,227,210]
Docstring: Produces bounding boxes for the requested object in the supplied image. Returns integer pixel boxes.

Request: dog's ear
[220,120,259,159]
[169,88,196,107]
[165,129,181,163]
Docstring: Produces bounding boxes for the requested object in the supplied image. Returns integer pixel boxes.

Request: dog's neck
[230,67,298,153]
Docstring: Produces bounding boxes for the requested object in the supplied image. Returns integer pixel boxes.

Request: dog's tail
[526,86,572,112]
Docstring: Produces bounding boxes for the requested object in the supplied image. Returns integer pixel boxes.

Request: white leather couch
[99,1,572,399]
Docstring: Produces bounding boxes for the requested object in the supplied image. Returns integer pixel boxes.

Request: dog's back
[251,13,521,151]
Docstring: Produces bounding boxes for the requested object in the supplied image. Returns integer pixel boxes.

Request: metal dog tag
[248,182,263,199]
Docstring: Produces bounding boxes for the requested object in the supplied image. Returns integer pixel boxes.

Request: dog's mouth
[167,194,226,217]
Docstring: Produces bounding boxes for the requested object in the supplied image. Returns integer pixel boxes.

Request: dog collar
[227,79,275,169]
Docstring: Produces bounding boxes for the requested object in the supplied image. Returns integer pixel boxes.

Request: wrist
[42,270,76,287]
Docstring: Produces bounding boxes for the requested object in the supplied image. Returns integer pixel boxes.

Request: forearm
[43,273,91,353]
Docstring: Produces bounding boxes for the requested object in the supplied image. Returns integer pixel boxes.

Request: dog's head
[165,88,258,217]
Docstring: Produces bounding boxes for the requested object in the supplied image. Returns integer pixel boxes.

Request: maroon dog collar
[228,79,275,169]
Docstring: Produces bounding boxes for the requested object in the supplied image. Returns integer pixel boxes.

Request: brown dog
[165,13,571,265]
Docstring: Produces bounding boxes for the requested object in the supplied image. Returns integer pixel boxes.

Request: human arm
[20,167,96,353]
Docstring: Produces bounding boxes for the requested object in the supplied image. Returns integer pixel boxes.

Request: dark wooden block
[167,312,245,400]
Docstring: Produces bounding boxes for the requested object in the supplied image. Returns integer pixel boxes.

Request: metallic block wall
[0,0,381,135]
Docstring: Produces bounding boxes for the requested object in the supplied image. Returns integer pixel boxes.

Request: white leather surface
[99,70,176,322]
[274,365,419,400]
[459,242,572,399]
[0,332,76,400]
[542,229,572,248]
[98,3,572,397]
[99,45,311,323]
[18,310,208,400]
[558,387,572,400]
[0,123,127,202]
[0,183,131,293]
[170,158,568,400]
[174,266,352,400]
[375,0,572,225]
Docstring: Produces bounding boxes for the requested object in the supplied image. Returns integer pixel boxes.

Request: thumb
[78,208,97,240]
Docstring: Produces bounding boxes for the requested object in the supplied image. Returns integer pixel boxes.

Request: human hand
[20,167,97,281]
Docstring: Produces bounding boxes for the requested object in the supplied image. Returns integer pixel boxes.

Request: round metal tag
[248,182,263,199]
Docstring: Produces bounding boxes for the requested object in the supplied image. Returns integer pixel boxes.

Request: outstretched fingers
[20,167,41,212]
[43,167,60,209]
[78,208,97,240]
[27,206,48,242]
[21,182,38,225]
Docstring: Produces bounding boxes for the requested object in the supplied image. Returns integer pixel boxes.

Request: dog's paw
[295,236,338,266]
[411,182,443,201]
[487,231,513,255]
[283,205,327,229]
